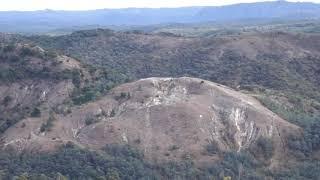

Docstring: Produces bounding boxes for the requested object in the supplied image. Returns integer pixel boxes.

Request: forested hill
[25,29,320,154]
[1,27,320,178]
[27,29,320,101]
[22,29,320,148]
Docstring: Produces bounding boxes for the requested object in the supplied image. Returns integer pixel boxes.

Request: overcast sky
[0,0,319,11]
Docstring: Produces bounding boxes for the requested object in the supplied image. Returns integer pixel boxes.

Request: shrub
[169,145,180,151]
[205,140,220,155]
[110,109,116,117]
[72,89,96,105]
[44,51,58,59]
[2,96,12,107]
[256,137,274,159]
[9,55,20,62]
[40,113,56,132]
[85,115,99,126]
[30,108,41,117]
[2,44,15,52]
[0,68,19,82]
[114,92,130,101]
[71,70,81,88]
[19,47,36,57]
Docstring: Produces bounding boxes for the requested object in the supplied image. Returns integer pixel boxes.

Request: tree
[14,173,29,180]
[40,112,56,132]
[110,109,116,117]
[56,173,68,180]
[2,96,12,107]
[31,108,41,117]
[106,169,120,180]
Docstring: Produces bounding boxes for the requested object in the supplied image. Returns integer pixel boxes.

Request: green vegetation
[2,44,15,52]
[1,26,320,179]
[2,96,12,107]
[109,109,116,117]
[71,87,97,105]
[114,92,131,101]
[0,144,164,179]
[249,137,274,160]
[0,42,129,135]
[0,45,67,83]
[256,137,274,159]
[286,118,320,157]
[256,93,320,177]
[40,112,56,132]
[205,140,220,155]
[19,46,37,57]
[0,141,313,179]
[85,115,100,126]
[151,20,320,37]
[257,95,320,127]
[28,29,320,105]
[30,108,41,118]
[0,44,74,134]
[0,143,280,180]
[168,145,180,151]
[70,66,129,105]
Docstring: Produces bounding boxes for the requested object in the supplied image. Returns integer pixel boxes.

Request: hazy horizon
[0,0,319,11]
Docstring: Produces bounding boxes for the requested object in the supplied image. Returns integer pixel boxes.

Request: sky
[0,0,319,11]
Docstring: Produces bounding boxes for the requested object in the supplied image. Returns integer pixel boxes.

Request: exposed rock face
[1,77,299,164]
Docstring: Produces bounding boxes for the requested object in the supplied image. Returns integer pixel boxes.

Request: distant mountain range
[1,0,320,34]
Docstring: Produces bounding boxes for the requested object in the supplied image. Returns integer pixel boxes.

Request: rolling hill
[27,29,320,102]
[0,26,320,179]
[2,77,300,165]
[0,1,320,34]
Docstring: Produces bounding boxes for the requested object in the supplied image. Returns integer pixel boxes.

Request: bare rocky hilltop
[2,77,299,166]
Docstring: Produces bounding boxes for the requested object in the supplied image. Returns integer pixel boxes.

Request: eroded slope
[2,77,300,166]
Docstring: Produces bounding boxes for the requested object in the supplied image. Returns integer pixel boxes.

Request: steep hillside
[0,43,79,133]
[1,78,300,166]
[0,42,128,134]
